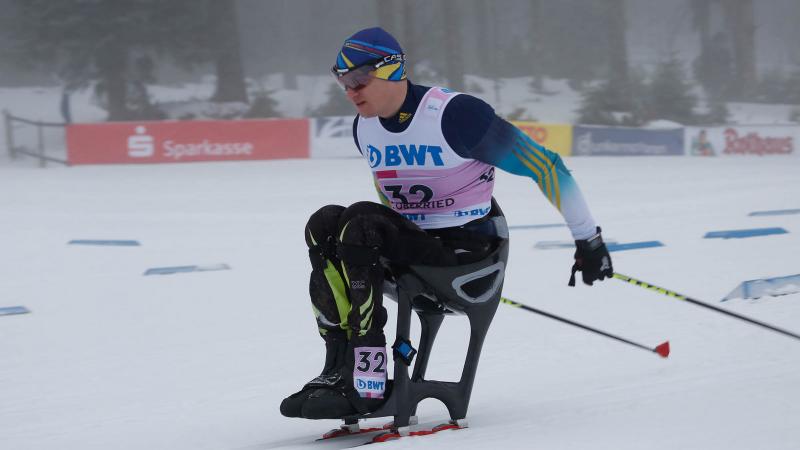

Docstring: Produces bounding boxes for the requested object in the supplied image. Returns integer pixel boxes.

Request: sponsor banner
[573,125,684,156]
[511,122,573,156]
[310,116,360,158]
[67,119,309,165]
[685,126,799,156]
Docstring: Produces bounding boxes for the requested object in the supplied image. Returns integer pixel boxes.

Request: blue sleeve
[442,97,597,240]
[441,94,495,157]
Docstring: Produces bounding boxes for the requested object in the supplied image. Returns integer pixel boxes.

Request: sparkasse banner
[66,119,309,165]
[684,125,799,156]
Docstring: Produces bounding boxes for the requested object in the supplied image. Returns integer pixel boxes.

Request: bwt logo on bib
[367,144,444,168]
[356,379,386,391]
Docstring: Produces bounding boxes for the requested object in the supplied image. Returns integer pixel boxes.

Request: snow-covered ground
[1,155,799,449]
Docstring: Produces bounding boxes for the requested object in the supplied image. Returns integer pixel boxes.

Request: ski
[317,423,389,441]
[362,421,466,445]
[316,418,466,445]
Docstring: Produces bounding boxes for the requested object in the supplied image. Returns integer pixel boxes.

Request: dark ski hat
[332,27,406,82]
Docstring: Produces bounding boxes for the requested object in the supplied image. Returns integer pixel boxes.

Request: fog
[1,0,799,123]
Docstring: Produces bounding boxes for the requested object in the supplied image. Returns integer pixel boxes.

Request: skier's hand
[568,227,613,286]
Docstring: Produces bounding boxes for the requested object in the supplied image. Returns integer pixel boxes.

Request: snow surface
[1,155,799,449]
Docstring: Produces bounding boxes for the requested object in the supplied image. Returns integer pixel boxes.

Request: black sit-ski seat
[340,201,510,435]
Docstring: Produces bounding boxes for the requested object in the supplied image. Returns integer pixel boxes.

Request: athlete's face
[344,75,405,119]
[344,73,385,118]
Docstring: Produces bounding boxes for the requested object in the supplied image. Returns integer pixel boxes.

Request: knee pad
[337,213,389,267]
[306,205,346,247]
[307,205,346,269]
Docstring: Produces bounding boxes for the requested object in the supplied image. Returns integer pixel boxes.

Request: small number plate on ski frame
[353,346,387,398]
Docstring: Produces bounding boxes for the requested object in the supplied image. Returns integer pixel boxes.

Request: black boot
[279,333,348,418]
[300,336,389,420]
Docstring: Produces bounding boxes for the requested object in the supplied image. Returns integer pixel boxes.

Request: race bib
[353,346,387,398]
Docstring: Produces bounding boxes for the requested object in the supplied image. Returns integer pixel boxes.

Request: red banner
[67,119,309,165]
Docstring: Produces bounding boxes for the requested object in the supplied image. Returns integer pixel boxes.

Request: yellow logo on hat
[398,112,413,124]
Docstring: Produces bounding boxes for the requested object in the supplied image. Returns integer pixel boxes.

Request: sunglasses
[333,65,374,90]
[332,53,405,90]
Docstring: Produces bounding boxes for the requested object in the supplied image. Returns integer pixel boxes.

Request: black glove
[568,227,613,286]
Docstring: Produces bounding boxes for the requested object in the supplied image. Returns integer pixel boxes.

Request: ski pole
[613,273,800,342]
[500,297,670,358]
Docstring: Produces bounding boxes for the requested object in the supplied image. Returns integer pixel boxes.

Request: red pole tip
[655,341,670,358]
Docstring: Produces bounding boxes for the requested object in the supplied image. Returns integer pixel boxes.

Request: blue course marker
[704,228,788,239]
[145,263,230,276]
[748,209,800,217]
[509,223,567,230]
[535,239,618,250]
[0,306,30,316]
[69,240,141,246]
[534,240,577,249]
[605,241,665,252]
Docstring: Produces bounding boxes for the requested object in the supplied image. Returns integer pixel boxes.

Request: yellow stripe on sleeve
[513,147,552,203]
[519,140,562,209]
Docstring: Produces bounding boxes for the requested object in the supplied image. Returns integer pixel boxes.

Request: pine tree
[244,91,281,118]
[703,99,730,125]
[207,0,248,103]
[576,70,648,126]
[9,0,248,120]
[647,57,697,124]
[784,70,800,104]
[693,32,734,101]
[8,0,205,120]
[576,81,622,126]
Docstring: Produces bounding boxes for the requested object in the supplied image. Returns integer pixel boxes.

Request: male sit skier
[280,27,613,420]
